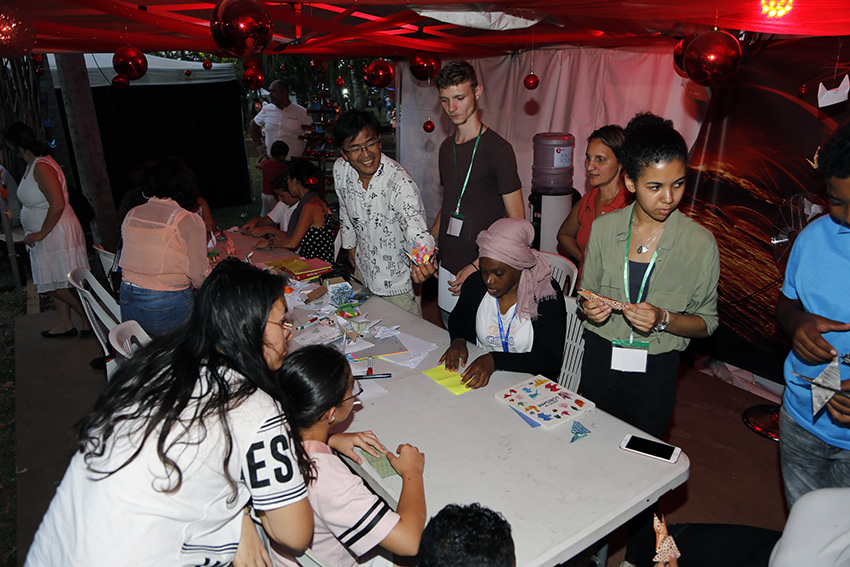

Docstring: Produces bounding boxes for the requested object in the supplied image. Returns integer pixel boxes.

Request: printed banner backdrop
[682,35,850,383]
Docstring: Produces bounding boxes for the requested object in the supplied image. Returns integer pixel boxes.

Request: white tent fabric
[398,45,704,227]
[45,53,237,88]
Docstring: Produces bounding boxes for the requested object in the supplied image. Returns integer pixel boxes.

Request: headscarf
[475,218,556,320]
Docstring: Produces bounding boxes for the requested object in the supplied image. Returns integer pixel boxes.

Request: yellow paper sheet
[423,365,471,395]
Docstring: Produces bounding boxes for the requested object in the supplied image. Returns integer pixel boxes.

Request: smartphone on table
[619,434,681,463]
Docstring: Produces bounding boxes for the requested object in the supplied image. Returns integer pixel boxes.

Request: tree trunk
[54,53,120,251]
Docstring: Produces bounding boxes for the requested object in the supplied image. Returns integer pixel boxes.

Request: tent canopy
[45,53,237,87]
[13,0,850,59]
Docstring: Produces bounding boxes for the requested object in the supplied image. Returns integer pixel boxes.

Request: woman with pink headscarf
[440,218,567,388]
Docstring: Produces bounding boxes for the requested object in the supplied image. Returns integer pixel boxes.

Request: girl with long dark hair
[25,259,313,567]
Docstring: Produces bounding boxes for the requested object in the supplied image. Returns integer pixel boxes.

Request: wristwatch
[653,309,670,332]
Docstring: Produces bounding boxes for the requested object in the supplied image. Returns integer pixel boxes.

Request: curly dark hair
[418,503,515,567]
[131,157,200,211]
[435,60,478,91]
[74,259,287,500]
[587,124,626,163]
[818,122,850,180]
[275,345,351,484]
[621,112,687,181]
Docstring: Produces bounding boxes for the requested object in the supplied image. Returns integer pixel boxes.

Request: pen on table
[297,316,327,331]
[367,356,374,376]
[355,373,392,379]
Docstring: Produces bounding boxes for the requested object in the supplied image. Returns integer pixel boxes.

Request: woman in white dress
[3,122,91,337]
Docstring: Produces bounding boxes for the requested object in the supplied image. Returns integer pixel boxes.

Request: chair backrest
[93,243,118,275]
[295,550,331,567]
[67,268,121,362]
[109,320,152,359]
[540,251,578,296]
[558,296,585,392]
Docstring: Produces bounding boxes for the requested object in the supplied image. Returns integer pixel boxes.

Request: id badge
[447,212,465,237]
[611,339,649,373]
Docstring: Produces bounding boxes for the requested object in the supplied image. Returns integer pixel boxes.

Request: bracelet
[653,308,670,332]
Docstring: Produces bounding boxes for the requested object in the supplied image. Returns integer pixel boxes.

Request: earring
[330,415,335,423]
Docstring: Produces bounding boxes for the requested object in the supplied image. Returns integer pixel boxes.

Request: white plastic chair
[558,296,586,392]
[109,320,152,359]
[93,243,120,295]
[67,268,121,379]
[540,251,578,296]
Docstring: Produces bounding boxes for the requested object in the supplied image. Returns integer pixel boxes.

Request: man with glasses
[333,110,434,315]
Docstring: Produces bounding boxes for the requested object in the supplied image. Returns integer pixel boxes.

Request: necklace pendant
[636,244,649,254]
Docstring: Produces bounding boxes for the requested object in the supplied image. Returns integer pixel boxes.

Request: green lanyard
[623,211,658,304]
[452,123,484,215]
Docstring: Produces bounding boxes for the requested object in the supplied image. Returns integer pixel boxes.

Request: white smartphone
[619,434,681,463]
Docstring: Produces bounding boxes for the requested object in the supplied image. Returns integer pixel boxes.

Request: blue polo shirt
[782,214,850,449]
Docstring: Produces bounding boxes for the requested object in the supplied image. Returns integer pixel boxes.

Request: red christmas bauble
[683,30,742,87]
[365,59,394,88]
[184,69,192,77]
[673,36,694,78]
[243,57,261,69]
[113,46,148,81]
[210,0,272,58]
[0,5,36,58]
[410,53,441,81]
[35,67,44,77]
[203,59,213,70]
[31,53,44,66]
[335,76,345,87]
[423,120,435,133]
[242,67,265,90]
[797,84,809,98]
[523,73,540,90]
[111,74,129,90]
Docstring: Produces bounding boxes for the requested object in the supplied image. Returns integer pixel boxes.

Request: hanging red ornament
[279,64,286,71]
[0,4,36,58]
[243,57,261,70]
[523,72,540,90]
[423,120,435,133]
[210,0,273,58]
[410,53,441,81]
[242,67,265,90]
[335,76,345,87]
[364,60,394,88]
[683,30,742,87]
[112,46,148,81]
[111,74,130,90]
[202,59,213,70]
[35,67,44,77]
[797,84,809,98]
[672,36,694,78]
[184,69,192,77]
[31,53,44,66]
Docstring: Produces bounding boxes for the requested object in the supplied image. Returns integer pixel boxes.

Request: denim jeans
[120,282,194,338]
[779,404,850,508]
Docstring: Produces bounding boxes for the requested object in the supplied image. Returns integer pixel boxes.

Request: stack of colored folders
[266,257,332,281]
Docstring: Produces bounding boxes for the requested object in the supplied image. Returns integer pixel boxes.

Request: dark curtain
[89,80,251,211]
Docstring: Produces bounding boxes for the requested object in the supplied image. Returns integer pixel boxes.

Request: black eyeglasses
[341,139,380,155]
[341,380,363,403]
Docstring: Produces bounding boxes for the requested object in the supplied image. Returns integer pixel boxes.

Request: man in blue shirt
[776,121,850,508]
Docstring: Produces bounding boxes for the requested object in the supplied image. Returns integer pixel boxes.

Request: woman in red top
[557,125,631,271]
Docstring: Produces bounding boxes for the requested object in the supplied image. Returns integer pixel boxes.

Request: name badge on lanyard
[447,124,483,238]
[610,212,657,373]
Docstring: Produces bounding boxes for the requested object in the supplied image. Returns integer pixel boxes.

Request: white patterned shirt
[334,155,434,296]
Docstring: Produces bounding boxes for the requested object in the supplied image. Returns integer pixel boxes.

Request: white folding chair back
[540,251,578,296]
[332,230,342,262]
[109,320,152,359]
[295,550,331,567]
[558,296,586,392]
[68,268,122,379]
[93,243,120,294]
